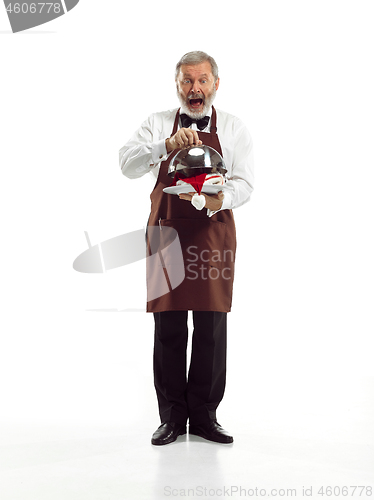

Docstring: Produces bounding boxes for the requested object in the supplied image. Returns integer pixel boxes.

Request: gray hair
[175,51,219,82]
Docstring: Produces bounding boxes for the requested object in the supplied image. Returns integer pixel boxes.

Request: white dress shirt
[119,107,254,216]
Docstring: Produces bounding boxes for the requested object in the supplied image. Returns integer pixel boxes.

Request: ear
[215,78,220,91]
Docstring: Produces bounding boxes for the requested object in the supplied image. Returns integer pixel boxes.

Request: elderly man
[119,51,254,445]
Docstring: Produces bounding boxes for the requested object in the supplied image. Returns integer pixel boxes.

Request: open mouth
[189,98,204,109]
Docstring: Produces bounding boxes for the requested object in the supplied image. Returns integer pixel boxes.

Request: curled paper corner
[64,0,80,11]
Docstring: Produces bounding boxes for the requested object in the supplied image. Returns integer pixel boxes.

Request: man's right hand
[165,128,202,153]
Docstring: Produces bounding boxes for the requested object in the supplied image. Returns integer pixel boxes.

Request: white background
[0,0,373,491]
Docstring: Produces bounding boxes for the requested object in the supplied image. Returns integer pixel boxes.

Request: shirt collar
[179,106,213,119]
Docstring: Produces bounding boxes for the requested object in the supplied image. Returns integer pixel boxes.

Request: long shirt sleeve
[119,111,175,181]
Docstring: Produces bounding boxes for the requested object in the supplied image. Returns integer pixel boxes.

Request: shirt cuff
[151,138,168,165]
[221,190,232,211]
[207,190,232,217]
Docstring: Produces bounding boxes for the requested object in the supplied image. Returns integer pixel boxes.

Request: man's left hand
[179,191,224,211]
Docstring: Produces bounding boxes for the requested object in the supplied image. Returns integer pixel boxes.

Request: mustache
[188,93,204,101]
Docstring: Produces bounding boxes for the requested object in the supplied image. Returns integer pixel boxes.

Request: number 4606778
[6,3,62,14]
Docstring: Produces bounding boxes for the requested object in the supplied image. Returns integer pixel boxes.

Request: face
[176,61,220,119]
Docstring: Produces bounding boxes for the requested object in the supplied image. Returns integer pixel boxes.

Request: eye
[183,79,191,84]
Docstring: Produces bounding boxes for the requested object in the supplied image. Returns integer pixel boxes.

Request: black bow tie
[180,114,210,131]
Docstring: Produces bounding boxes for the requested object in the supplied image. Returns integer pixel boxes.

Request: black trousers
[153,310,227,426]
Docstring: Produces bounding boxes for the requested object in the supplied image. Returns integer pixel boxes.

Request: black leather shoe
[189,420,233,444]
[151,422,187,446]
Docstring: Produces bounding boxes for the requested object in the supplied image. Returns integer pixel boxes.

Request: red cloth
[171,173,223,195]
[171,173,207,195]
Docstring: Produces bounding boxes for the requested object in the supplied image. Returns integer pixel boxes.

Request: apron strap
[171,109,180,136]
[210,106,217,133]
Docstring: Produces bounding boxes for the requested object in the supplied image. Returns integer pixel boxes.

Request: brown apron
[146,107,236,313]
